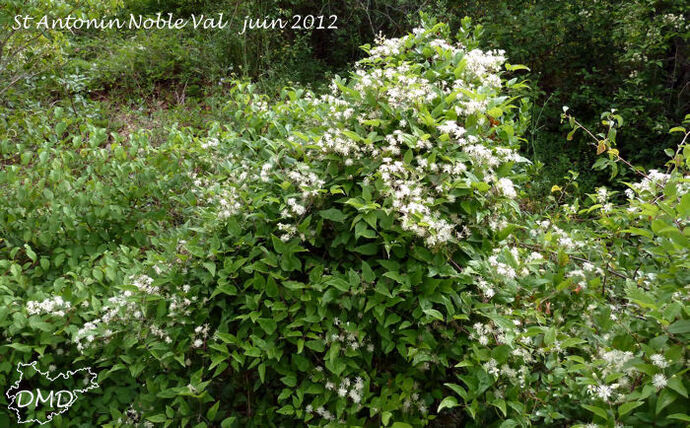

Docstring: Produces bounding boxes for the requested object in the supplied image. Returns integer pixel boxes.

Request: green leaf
[444,383,468,400]
[423,308,444,321]
[203,262,216,277]
[618,401,643,417]
[668,376,688,398]
[5,343,32,353]
[319,208,346,222]
[487,107,503,118]
[581,404,609,420]
[24,244,37,262]
[656,389,677,414]
[221,417,237,428]
[147,414,167,423]
[280,374,297,387]
[327,277,351,292]
[211,283,238,298]
[258,363,266,383]
[206,401,220,421]
[505,63,530,71]
[668,320,690,335]
[215,332,235,344]
[679,193,690,217]
[257,318,277,335]
[354,243,378,255]
[55,121,67,137]
[491,399,507,417]
[277,405,294,415]
[437,396,459,412]
[668,413,690,422]
[265,276,279,298]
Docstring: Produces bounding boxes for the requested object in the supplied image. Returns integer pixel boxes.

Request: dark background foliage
[2,0,689,190]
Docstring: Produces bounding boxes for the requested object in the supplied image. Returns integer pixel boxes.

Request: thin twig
[517,242,628,279]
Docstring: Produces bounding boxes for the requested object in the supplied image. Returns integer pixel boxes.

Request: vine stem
[517,242,628,280]
[565,114,648,179]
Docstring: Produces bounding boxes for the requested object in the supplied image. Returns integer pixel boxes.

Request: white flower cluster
[471,321,494,346]
[260,162,272,182]
[27,296,71,316]
[216,189,242,219]
[285,197,306,216]
[401,390,427,414]
[630,169,670,196]
[496,177,517,199]
[586,383,620,402]
[598,349,635,377]
[131,274,159,294]
[324,319,375,353]
[74,268,207,353]
[476,277,496,299]
[169,293,193,317]
[325,376,365,404]
[277,222,298,242]
[310,405,334,422]
[150,324,172,344]
[650,353,669,369]
[352,63,439,111]
[464,48,506,86]
[74,292,139,352]
[531,220,585,250]
[200,137,219,149]
[488,254,517,280]
[192,323,211,348]
[379,157,456,246]
[438,120,467,140]
[317,127,366,157]
[287,167,325,198]
[367,32,406,59]
[662,13,689,31]
[652,373,668,390]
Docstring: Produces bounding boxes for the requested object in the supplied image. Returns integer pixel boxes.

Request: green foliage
[0,0,123,98]
[1,12,689,428]
[0,18,534,426]
[471,0,690,192]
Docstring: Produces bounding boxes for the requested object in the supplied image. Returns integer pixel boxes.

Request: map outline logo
[5,361,99,425]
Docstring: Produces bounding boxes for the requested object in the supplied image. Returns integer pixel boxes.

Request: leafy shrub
[81,30,211,98]
[1,17,532,426]
[0,0,122,100]
[2,15,689,428]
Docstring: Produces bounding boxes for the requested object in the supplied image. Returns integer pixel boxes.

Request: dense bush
[1,15,689,428]
[0,0,122,99]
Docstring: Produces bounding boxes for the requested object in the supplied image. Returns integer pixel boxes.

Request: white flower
[650,354,668,368]
[652,374,667,389]
[496,178,517,199]
[26,296,71,316]
[595,384,613,401]
[483,359,499,376]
